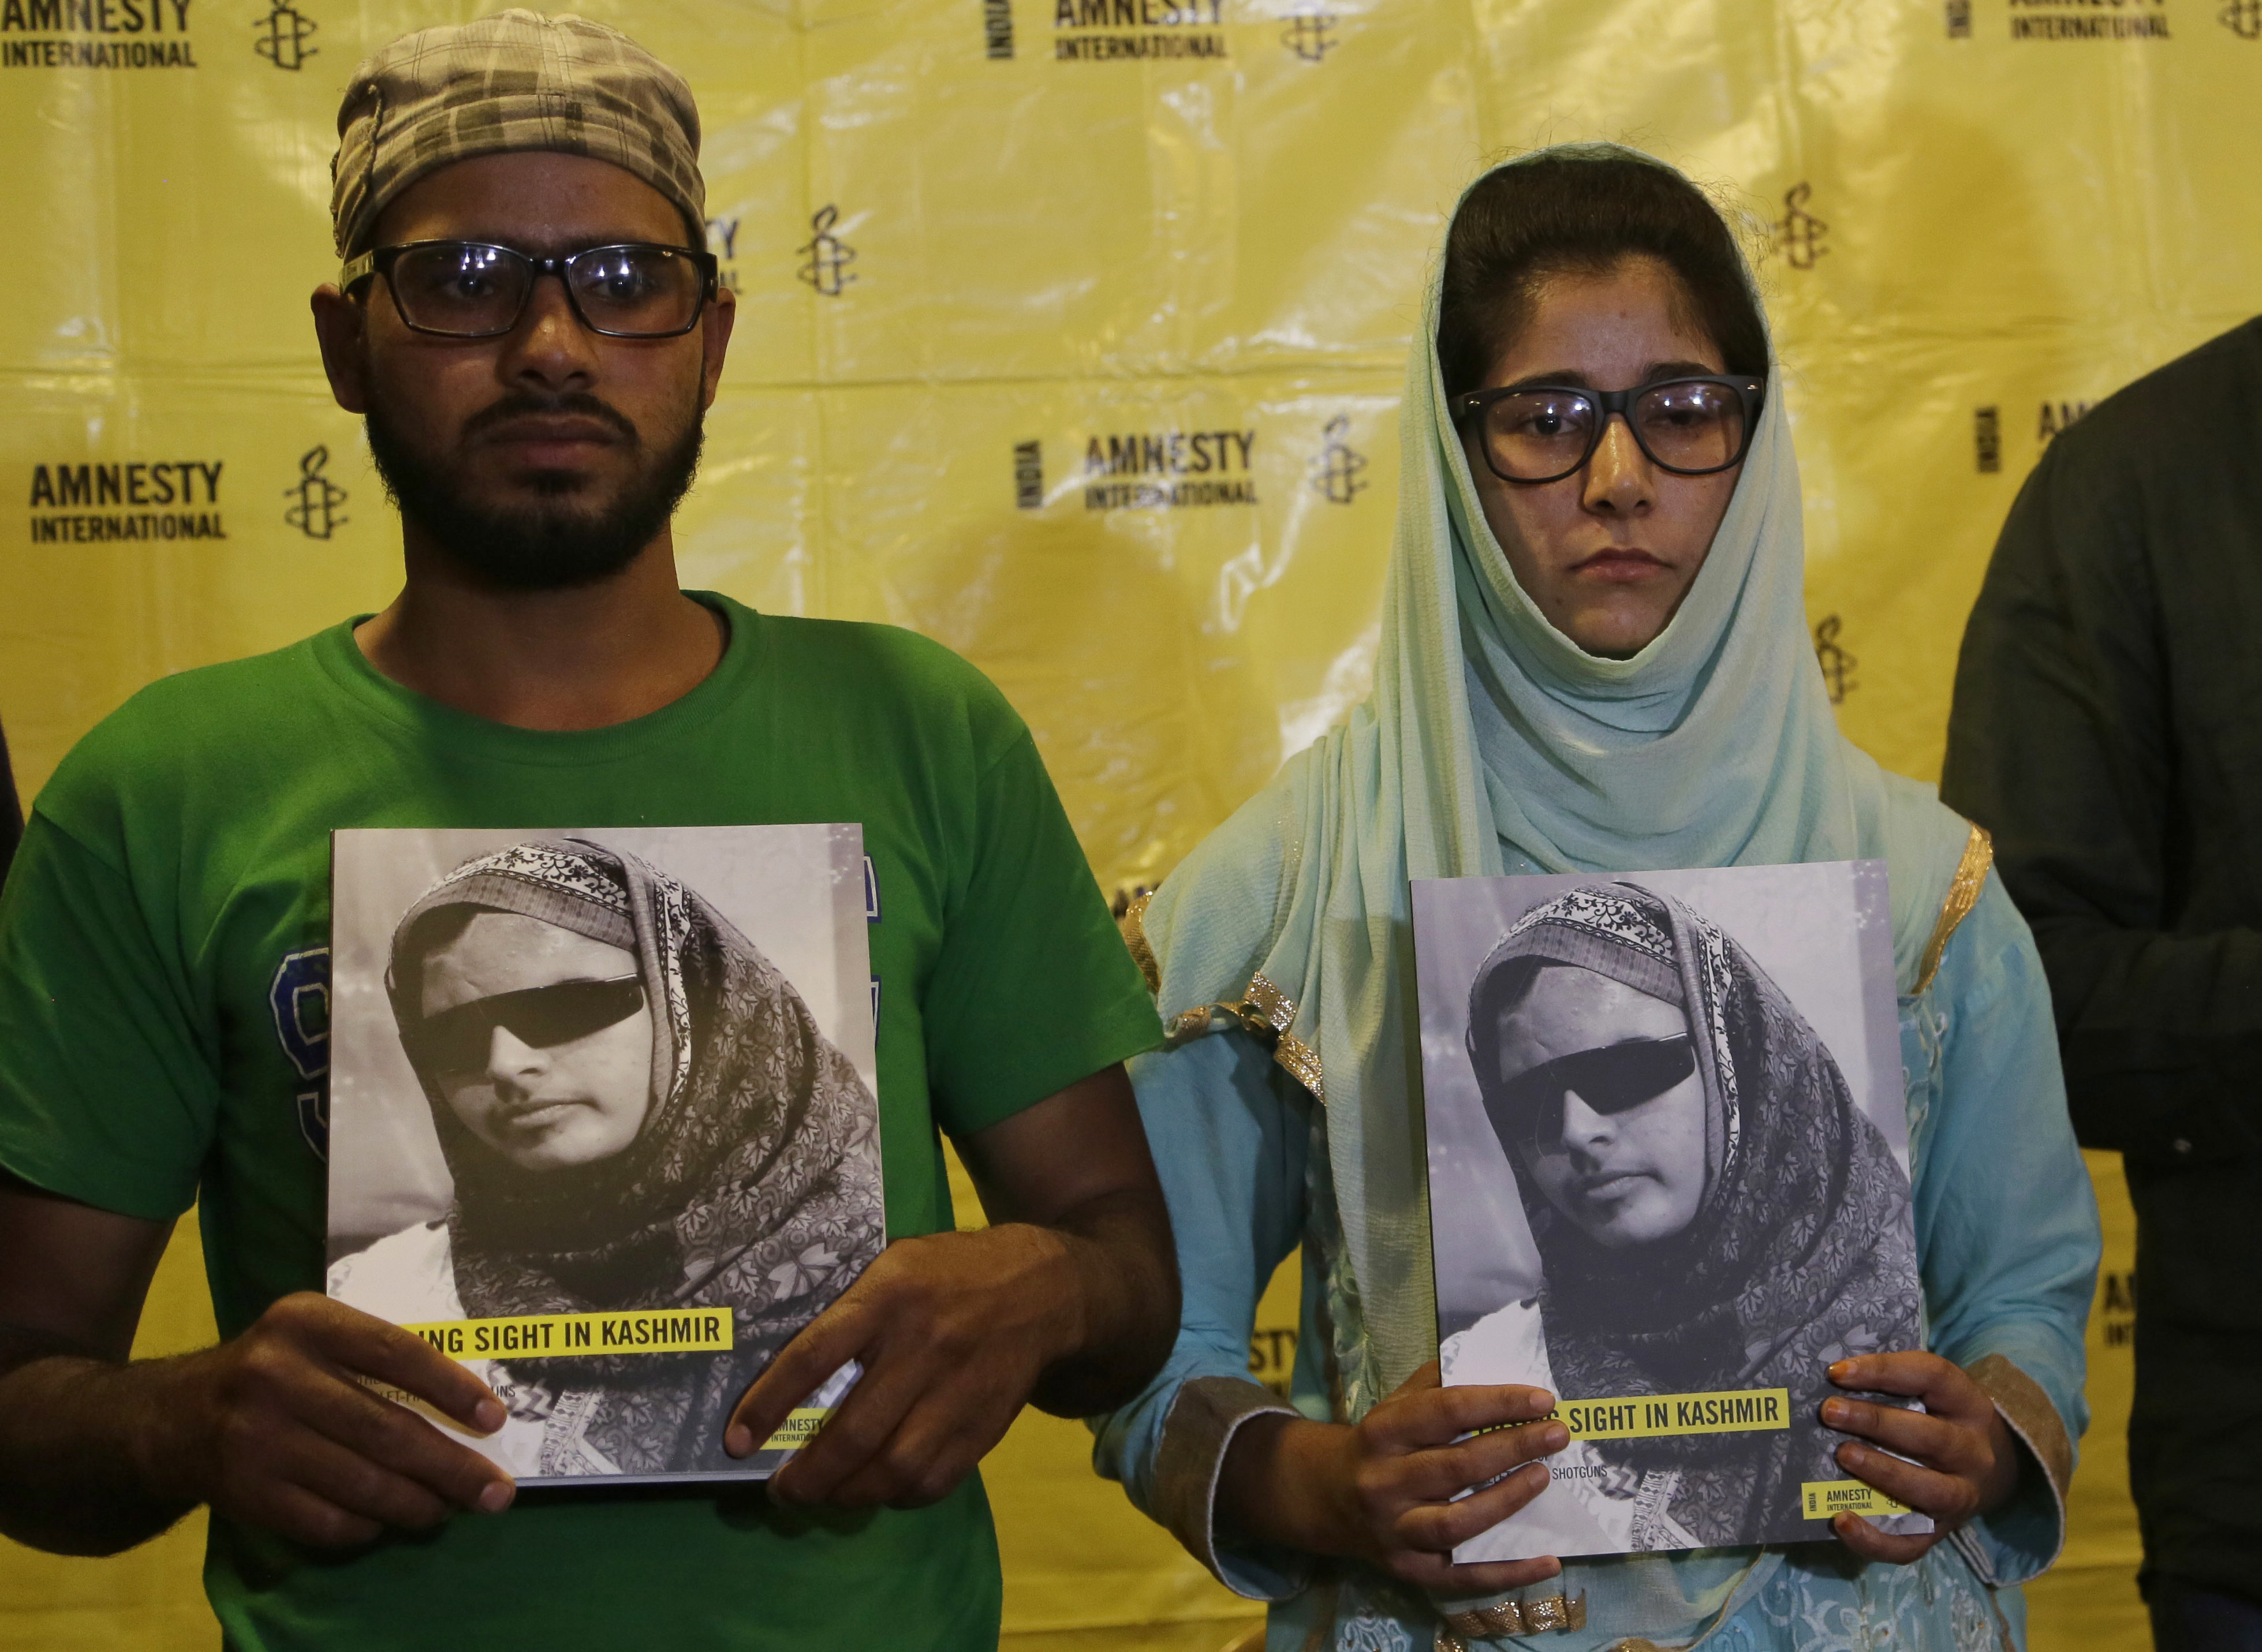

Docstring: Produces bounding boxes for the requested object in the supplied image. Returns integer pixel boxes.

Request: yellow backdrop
[5,0,2233,1642]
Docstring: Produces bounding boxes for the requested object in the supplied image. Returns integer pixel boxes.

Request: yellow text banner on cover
[401,1310,733,1359]
[1556,1389,1790,1441]
[1802,1481,1912,1520]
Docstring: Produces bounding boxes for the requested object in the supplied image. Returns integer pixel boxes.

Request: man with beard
[0,14,1176,1651]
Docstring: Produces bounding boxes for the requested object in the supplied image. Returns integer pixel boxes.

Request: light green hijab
[1136,144,1973,1419]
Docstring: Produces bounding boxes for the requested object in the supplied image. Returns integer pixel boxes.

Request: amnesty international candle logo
[1013,439,1043,509]
[1946,0,1972,34]
[27,459,225,542]
[1280,4,1337,59]
[1053,0,1226,61]
[1308,415,1367,504]
[797,205,857,297]
[1081,428,1256,509]
[1812,615,1855,705]
[1,0,198,68]
[285,446,348,540]
[1973,406,2002,473]
[251,0,313,69]
[984,0,1014,55]
[1770,184,1828,271]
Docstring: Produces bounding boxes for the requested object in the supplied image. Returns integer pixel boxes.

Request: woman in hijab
[1447,882,1923,1556]
[1093,147,2097,1650]
[329,838,884,1479]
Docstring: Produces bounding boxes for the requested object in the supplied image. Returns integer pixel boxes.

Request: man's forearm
[0,1337,195,1556]
[1028,1187,1179,1418]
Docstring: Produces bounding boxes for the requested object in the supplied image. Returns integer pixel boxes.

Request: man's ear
[311,284,371,414]
[697,285,736,412]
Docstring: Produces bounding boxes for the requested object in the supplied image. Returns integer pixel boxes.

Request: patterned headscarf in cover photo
[386,838,883,1477]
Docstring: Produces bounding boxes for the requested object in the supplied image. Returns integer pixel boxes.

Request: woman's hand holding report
[1217,1359,1566,1595]
[1822,1351,2022,1562]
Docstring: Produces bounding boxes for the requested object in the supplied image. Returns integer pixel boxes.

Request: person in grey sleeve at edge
[1943,319,2262,1652]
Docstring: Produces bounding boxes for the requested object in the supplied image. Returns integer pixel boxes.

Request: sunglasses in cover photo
[1412,862,1928,1558]
[325,825,882,1486]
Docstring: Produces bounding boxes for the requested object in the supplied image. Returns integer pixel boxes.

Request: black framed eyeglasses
[1484,1033,1698,1153]
[1451,375,1765,485]
[405,975,647,1077]
[341,240,720,339]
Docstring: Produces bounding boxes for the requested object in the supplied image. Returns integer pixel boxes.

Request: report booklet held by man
[1414,862,1933,1557]
[326,824,883,1485]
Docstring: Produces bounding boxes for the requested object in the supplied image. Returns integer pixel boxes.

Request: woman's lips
[493,1097,588,1133]
[1571,1168,1650,1201]
[1572,548,1669,584]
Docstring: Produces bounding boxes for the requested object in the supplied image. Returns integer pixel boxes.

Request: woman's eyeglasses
[1451,376,1765,485]
[340,241,720,339]
[406,975,647,1077]
[1486,1033,1697,1152]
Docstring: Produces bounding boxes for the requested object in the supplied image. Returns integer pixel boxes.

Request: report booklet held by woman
[324,825,884,1485]
[1414,861,1933,1558]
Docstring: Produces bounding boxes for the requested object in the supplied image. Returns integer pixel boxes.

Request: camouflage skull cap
[330,9,704,260]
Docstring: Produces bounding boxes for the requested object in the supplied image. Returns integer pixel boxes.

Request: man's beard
[364,388,704,592]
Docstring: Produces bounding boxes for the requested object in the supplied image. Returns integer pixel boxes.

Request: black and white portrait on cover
[1417,862,1929,1558]
[326,826,883,1485]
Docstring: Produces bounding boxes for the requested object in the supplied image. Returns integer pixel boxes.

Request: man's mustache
[462,393,641,446]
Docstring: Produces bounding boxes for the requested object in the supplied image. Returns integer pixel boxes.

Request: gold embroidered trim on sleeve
[1242,970,1296,1034]
[1152,970,1325,1102]
[1914,823,1994,997]
[1435,1593,1588,1649]
[1271,1031,1324,1100]
[1121,889,1162,996]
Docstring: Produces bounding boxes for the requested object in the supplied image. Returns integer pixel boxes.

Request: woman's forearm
[1213,1375,1567,1595]
[1215,1411,1358,1557]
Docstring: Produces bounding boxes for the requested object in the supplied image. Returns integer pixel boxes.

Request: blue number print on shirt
[270,947,330,1161]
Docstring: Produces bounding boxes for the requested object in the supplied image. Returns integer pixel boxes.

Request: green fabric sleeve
[0,812,218,1220]
[920,729,1160,1140]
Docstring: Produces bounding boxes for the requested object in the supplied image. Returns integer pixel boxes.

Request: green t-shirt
[0,594,1160,1652]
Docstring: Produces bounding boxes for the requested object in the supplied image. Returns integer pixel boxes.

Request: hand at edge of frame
[140,1292,514,1549]
[1821,1350,2022,1564]
[1221,1359,1568,1596]
[721,1223,1079,1510]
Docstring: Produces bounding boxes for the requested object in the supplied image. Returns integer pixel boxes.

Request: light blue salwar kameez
[1088,147,2099,1652]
